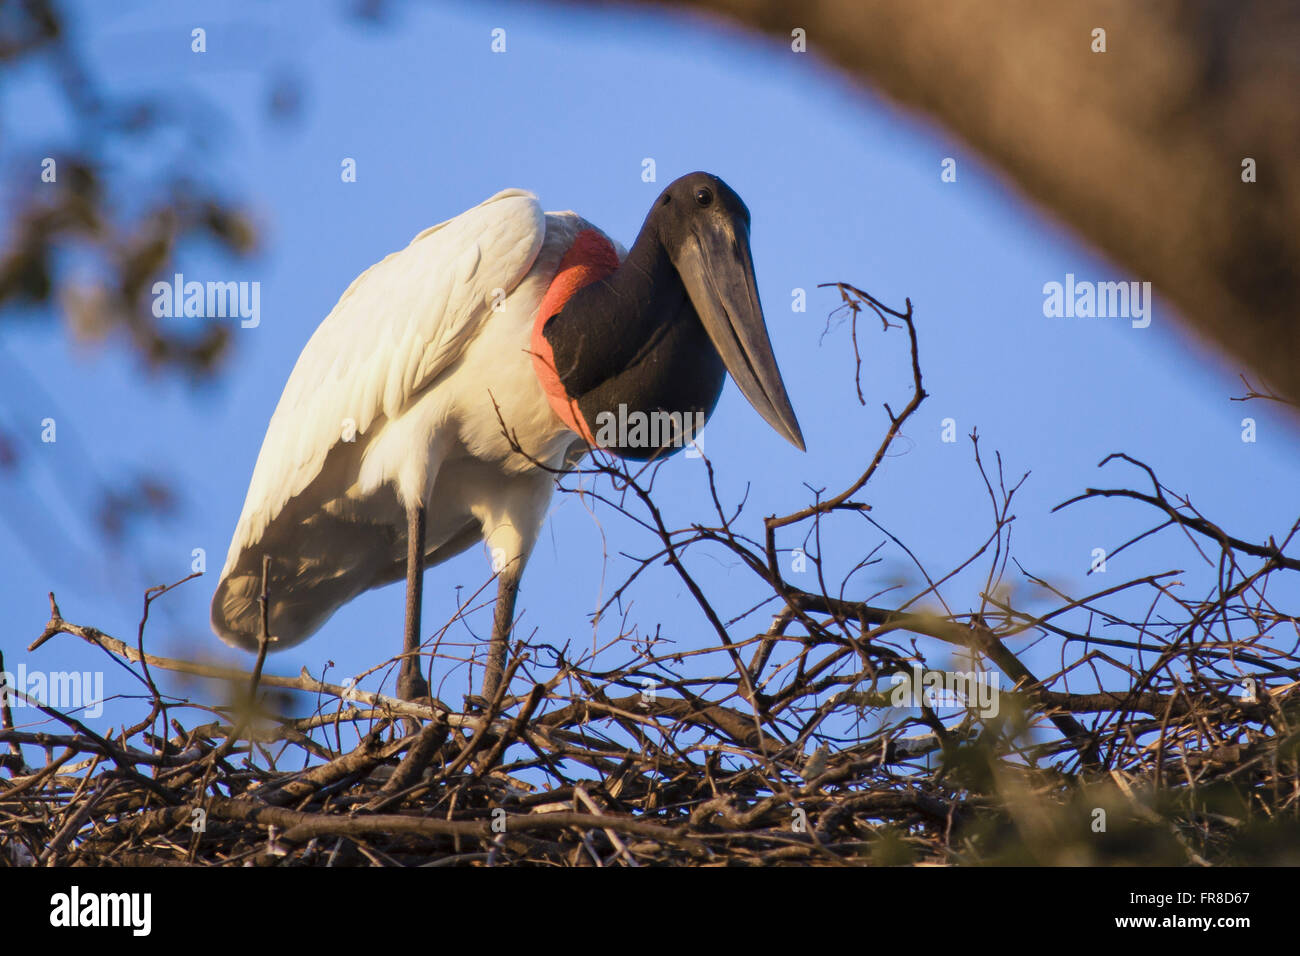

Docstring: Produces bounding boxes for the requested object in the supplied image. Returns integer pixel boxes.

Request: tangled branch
[4,283,1298,866]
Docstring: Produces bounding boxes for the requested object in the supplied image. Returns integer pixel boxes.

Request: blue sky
[3,1,1296,740]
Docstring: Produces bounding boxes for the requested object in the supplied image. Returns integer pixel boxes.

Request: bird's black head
[537,172,805,459]
[649,172,752,244]
[642,172,804,451]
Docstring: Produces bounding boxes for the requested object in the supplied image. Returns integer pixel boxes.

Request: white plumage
[211,189,619,654]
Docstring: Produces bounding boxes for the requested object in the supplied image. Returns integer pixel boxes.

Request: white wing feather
[212,189,544,643]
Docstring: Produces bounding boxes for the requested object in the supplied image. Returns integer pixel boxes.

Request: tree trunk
[632,0,1300,405]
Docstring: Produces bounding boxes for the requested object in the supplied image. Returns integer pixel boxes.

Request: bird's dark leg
[399,501,430,703]
[481,563,521,702]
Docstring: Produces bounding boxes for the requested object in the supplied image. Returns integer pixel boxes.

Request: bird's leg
[481,562,521,702]
[399,501,430,703]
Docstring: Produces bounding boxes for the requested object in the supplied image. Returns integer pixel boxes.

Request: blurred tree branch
[0,0,258,376]
[628,0,1300,406]
[0,0,268,558]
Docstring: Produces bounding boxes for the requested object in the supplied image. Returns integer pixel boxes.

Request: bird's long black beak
[675,223,805,451]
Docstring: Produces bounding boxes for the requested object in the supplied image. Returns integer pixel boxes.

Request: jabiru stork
[210,172,804,705]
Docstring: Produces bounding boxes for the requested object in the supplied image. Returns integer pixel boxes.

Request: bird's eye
[694,187,713,207]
